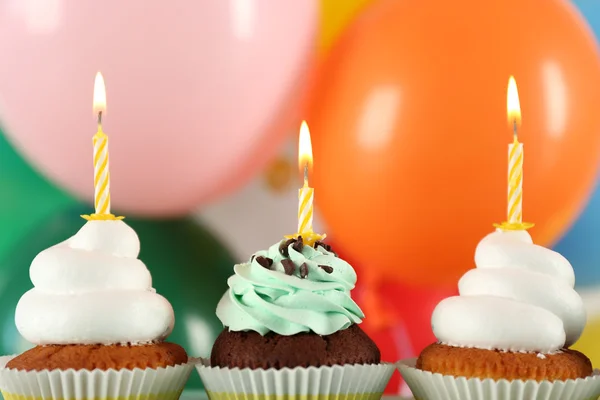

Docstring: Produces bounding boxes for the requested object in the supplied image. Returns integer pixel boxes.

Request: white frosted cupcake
[196,236,395,400]
[399,228,600,400]
[0,219,194,400]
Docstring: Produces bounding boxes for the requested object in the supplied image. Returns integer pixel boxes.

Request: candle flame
[507,76,521,128]
[93,72,106,116]
[298,120,313,172]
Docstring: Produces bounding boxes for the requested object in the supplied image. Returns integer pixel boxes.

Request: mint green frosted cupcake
[196,236,394,400]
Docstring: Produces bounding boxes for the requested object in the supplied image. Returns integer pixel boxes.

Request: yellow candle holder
[284,230,327,247]
[493,221,535,231]
[81,213,125,221]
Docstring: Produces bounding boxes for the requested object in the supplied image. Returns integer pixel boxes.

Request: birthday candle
[506,76,522,225]
[92,72,111,215]
[495,76,533,231]
[298,121,314,234]
[285,121,325,245]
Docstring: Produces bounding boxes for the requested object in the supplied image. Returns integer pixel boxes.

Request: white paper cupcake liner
[196,358,395,400]
[0,355,196,400]
[398,357,600,400]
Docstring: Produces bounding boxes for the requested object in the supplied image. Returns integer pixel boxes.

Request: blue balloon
[572,0,600,38]
[553,181,600,287]
[559,1,600,287]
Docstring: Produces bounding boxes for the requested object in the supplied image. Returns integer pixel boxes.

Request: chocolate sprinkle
[281,259,295,275]
[255,256,273,269]
[251,255,256,262]
[314,241,327,250]
[299,263,309,279]
[279,239,295,257]
[292,236,304,253]
[314,241,331,251]
[314,241,337,257]
[319,265,334,274]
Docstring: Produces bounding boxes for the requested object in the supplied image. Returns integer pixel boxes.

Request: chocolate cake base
[211,324,380,369]
[6,342,188,371]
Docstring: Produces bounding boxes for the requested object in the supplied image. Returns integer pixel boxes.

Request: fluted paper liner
[0,355,195,400]
[196,358,395,400]
[398,358,600,400]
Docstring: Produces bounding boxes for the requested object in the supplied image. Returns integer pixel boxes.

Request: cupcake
[197,235,395,399]
[399,228,600,400]
[0,218,194,400]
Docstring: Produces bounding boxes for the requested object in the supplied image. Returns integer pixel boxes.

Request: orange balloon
[307,0,600,286]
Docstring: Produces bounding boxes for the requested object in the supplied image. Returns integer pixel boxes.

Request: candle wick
[513,119,518,141]
[303,163,309,186]
[97,111,103,127]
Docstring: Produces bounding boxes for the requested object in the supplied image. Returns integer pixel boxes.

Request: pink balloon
[0,0,317,216]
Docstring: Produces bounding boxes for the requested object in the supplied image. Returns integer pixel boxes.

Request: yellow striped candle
[284,121,325,245]
[494,76,533,231]
[507,76,522,224]
[507,134,523,224]
[93,72,111,215]
[298,121,313,234]
[298,182,314,234]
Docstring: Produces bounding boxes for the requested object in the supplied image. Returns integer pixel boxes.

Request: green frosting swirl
[216,240,364,336]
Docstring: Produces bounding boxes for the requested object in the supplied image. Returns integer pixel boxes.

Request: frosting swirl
[216,240,364,336]
[432,229,585,353]
[15,220,175,345]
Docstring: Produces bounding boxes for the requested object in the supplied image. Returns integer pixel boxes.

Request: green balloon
[0,207,235,389]
[0,131,77,261]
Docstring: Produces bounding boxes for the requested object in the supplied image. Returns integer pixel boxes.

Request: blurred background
[1,0,600,396]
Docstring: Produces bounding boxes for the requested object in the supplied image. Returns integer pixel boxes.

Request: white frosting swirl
[432,229,585,353]
[15,220,175,345]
